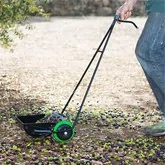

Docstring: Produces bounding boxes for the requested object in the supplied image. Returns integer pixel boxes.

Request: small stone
[102,0,109,6]
[92,160,103,165]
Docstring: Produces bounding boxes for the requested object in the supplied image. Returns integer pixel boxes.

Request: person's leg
[135,13,165,136]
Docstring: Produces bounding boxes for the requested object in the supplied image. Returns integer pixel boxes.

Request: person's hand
[116,0,136,20]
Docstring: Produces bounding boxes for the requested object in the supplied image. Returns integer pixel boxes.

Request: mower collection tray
[16,113,75,142]
[16,114,55,137]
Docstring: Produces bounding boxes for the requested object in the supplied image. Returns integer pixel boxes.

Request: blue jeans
[135,13,165,116]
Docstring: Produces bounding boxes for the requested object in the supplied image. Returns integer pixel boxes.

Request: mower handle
[114,14,138,29]
[62,14,138,129]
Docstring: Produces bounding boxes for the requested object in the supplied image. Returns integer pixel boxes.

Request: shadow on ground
[0,79,46,118]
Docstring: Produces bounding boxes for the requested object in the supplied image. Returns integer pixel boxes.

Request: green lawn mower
[16,15,138,143]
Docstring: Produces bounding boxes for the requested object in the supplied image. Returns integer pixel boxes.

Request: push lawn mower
[16,15,138,143]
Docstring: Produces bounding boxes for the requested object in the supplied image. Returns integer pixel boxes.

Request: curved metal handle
[114,14,138,29]
[118,20,138,29]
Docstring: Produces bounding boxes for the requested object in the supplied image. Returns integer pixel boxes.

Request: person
[116,0,165,136]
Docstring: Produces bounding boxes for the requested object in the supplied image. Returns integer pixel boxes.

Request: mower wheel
[52,120,74,143]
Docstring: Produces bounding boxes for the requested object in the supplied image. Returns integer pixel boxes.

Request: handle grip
[114,14,138,29]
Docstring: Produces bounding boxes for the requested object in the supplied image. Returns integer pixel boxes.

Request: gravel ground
[0,16,157,112]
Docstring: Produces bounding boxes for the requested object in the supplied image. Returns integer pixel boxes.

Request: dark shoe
[144,121,165,136]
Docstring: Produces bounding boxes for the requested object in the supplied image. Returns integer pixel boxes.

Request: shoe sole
[145,131,165,137]
[144,128,165,137]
